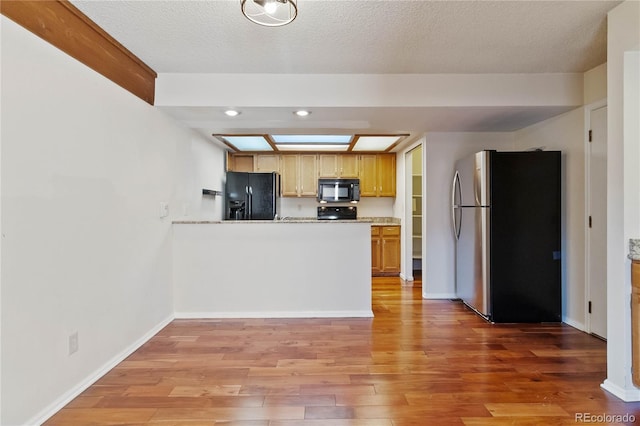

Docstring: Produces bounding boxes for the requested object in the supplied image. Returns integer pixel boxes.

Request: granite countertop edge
[629,239,640,260]
[173,216,401,225]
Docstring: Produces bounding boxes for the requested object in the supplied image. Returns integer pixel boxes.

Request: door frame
[584,98,607,337]
[401,140,425,283]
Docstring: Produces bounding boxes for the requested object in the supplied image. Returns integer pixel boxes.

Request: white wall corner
[583,63,607,105]
[27,315,174,426]
[601,379,640,402]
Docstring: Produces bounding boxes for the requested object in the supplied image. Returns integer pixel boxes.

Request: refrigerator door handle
[451,172,462,240]
[248,186,253,219]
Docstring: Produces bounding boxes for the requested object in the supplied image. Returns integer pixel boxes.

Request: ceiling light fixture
[224,110,240,117]
[241,0,298,27]
[294,110,310,117]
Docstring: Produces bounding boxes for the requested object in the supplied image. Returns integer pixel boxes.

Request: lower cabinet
[371,225,400,276]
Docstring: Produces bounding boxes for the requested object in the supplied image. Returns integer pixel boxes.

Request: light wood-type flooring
[45,277,640,425]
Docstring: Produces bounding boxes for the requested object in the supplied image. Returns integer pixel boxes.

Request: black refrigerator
[225,171,280,220]
[452,150,561,323]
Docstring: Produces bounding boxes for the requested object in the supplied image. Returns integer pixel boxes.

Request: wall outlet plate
[159,202,169,218]
[69,332,78,355]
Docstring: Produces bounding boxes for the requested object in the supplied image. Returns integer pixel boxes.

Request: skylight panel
[271,135,352,144]
[221,136,272,151]
[352,136,403,152]
[275,144,349,151]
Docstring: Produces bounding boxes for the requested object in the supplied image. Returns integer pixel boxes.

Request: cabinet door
[299,154,318,196]
[318,154,338,177]
[371,227,382,274]
[377,154,396,197]
[228,154,254,172]
[381,227,400,273]
[381,238,400,273]
[255,154,280,172]
[280,155,299,197]
[359,154,378,196]
[339,154,359,177]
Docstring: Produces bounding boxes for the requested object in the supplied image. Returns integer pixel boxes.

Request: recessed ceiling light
[294,110,310,117]
[224,110,240,117]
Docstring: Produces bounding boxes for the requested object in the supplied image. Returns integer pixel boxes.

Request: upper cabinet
[226,153,254,172]
[255,154,280,172]
[377,154,396,197]
[227,152,395,198]
[281,154,318,197]
[359,154,396,197]
[318,154,359,178]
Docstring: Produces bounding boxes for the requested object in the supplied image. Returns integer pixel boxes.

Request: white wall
[584,63,607,105]
[422,133,514,299]
[173,222,372,318]
[604,0,640,401]
[0,17,225,425]
[0,15,4,424]
[176,134,226,221]
[514,108,586,329]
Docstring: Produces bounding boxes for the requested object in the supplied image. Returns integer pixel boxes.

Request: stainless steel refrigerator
[451,150,561,323]
[225,171,280,220]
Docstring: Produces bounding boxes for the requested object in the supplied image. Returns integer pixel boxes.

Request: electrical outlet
[69,332,79,355]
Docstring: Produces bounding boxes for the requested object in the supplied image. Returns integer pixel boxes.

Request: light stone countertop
[173,216,401,225]
[629,239,640,260]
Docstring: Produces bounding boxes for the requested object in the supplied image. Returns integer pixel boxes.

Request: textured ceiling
[70,0,622,148]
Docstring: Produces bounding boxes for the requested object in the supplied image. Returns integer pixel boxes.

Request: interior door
[588,105,607,339]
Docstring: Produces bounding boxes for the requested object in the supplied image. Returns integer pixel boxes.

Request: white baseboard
[422,292,458,299]
[29,315,174,426]
[174,310,374,319]
[399,273,414,282]
[601,379,640,402]
[562,316,586,332]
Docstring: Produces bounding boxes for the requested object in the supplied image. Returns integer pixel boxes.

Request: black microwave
[317,178,360,203]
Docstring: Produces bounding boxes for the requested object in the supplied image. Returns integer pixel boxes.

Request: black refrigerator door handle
[452,172,462,240]
[245,186,250,220]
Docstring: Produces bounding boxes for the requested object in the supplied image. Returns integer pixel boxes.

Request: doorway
[404,144,423,284]
[586,102,607,339]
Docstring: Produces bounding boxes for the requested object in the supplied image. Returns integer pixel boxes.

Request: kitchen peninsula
[172,219,373,318]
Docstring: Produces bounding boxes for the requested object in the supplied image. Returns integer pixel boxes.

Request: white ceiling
[70,0,621,150]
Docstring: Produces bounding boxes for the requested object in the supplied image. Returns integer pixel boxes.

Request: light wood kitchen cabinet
[227,152,396,197]
[318,154,359,178]
[318,154,338,177]
[359,154,378,196]
[380,226,401,274]
[299,154,318,196]
[339,154,359,177]
[227,153,254,172]
[281,154,318,197]
[377,154,396,197]
[371,225,400,276]
[371,226,382,274]
[280,155,298,196]
[359,154,396,197]
[255,154,280,172]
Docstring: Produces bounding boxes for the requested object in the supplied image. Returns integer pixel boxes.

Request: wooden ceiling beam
[1,0,157,105]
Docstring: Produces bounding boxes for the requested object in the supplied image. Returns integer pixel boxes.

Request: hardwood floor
[45,277,640,425]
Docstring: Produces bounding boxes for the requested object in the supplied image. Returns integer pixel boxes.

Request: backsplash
[280,197,395,218]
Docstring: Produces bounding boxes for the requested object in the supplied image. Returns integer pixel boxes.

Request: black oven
[317,206,357,220]
[317,178,360,203]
